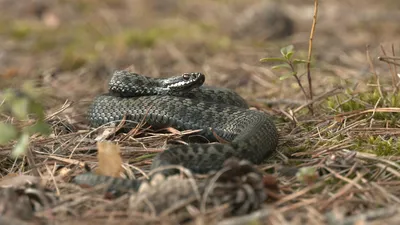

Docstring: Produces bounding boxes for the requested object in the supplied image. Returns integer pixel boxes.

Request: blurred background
[0,0,399,111]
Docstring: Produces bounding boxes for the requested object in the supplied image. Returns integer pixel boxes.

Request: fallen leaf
[95,141,123,177]
[94,127,117,141]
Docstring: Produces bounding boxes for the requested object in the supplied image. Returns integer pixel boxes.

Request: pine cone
[129,158,267,218]
[203,158,267,216]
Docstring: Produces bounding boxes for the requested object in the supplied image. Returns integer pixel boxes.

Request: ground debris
[70,158,272,224]
[1,0,400,224]
[0,182,57,224]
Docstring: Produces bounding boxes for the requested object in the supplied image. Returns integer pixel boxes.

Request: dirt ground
[1,0,400,224]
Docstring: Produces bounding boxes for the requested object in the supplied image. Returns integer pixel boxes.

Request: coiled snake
[85,71,278,175]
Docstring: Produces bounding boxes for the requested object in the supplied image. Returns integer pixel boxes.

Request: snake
[75,71,278,188]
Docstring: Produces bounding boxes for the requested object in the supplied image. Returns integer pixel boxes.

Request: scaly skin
[84,71,278,174]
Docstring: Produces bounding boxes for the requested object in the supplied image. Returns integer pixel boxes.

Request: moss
[111,21,223,49]
[207,35,232,51]
[10,23,32,40]
[0,20,39,41]
[3,15,230,58]
[32,35,59,52]
[195,22,217,33]
[324,88,400,121]
[284,141,311,156]
[59,50,88,71]
[389,91,400,107]
[371,136,400,156]
[122,29,165,48]
[353,135,400,156]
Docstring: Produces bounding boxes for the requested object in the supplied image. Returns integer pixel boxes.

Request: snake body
[86,71,278,173]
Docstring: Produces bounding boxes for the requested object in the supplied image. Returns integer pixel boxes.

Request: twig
[255,98,306,106]
[322,166,363,189]
[160,196,198,216]
[326,206,399,225]
[377,56,400,60]
[293,87,343,114]
[289,65,310,101]
[45,163,60,196]
[274,182,323,206]
[200,166,231,213]
[379,57,400,67]
[366,45,383,98]
[217,207,274,225]
[353,150,400,171]
[319,172,364,211]
[26,147,40,177]
[334,107,400,119]
[391,44,398,91]
[379,45,398,92]
[45,100,72,121]
[305,0,319,114]
[277,198,318,213]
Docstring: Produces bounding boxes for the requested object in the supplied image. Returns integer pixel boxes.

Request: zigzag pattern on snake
[86,71,278,174]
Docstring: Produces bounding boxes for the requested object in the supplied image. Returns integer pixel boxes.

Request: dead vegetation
[1,0,400,224]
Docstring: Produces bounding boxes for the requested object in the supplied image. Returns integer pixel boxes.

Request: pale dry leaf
[164,127,183,135]
[42,12,60,28]
[95,141,123,177]
[95,127,117,141]
[156,128,202,137]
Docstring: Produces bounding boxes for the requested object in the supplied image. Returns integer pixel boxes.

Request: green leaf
[286,45,294,53]
[280,45,294,58]
[21,81,42,100]
[259,57,287,63]
[286,51,294,60]
[0,122,18,144]
[11,97,30,120]
[0,90,15,113]
[279,72,296,80]
[272,64,291,70]
[23,121,51,136]
[12,133,29,158]
[293,59,308,65]
[28,101,45,120]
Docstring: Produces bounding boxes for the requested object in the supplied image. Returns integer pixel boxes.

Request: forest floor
[1,0,400,224]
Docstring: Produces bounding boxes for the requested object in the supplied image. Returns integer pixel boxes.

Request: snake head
[162,72,205,93]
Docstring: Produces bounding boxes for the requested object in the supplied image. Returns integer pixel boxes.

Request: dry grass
[1,0,400,224]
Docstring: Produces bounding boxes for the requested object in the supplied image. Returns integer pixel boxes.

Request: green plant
[260,45,310,99]
[260,0,318,114]
[0,82,51,157]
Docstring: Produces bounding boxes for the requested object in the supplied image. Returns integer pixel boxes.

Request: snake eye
[182,73,192,80]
